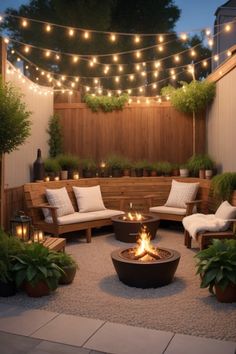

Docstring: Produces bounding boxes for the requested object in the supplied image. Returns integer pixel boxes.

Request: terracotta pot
[150,170,157,177]
[123,169,131,177]
[0,280,16,297]
[112,168,122,177]
[59,265,77,285]
[24,280,50,297]
[143,169,150,177]
[215,283,236,303]
[172,169,180,176]
[199,169,206,179]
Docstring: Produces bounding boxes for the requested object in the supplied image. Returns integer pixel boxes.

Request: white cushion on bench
[73,185,106,212]
[45,209,124,225]
[149,206,187,215]
[165,180,199,208]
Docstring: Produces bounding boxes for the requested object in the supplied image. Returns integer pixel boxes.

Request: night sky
[0,0,225,32]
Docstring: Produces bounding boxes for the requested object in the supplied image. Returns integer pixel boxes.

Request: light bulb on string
[225,24,231,32]
[55,54,60,61]
[117,90,121,95]
[113,55,118,62]
[208,38,214,47]
[68,28,74,36]
[190,49,196,57]
[180,33,188,41]
[73,56,79,63]
[205,28,211,36]
[174,55,180,63]
[128,89,132,94]
[141,71,146,76]
[115,76,120,83]
[153,71,158,78]
[135,64,141,71]
[154,61,161,68]
[89,60,94,67]
[152,83,157,89]
[45,24,51,32]
[86,86,90,92]
[202,60,208,67]
[214,55,219,62]
[227,50,232,57]
[24,46,30,53]
[158,45,164,52]
[135,51,141,59]
[158,35,164,43]
[134,35,141,44]
[118,65,123,72]
[21,19,28,27]
[110,34,116,42]
[75,77,79,82]
[129,74,134,81]
[83,31,90,39]
[139,87,143,93]
[45,50,51,57]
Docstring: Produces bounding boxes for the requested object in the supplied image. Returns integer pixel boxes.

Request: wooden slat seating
[24,180,124,243]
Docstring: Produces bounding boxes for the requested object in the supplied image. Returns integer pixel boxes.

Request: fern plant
[211,172,236,201]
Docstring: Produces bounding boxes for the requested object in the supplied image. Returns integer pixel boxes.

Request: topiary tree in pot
[162,80,216,155]
[47,113,63,158]
[0,76,31,227]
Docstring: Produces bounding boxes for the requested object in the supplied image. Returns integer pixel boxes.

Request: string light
[45,50,51,57]
[134,35,141,43]
[158,45,163,52]
[84,31,90,39]
[68,28,74,36]
[110,34,116,42]
[180,33,188,41]
[113,55,118,62]
[45,24,51,32]
[24,46,30,53]
[225,24,231,32]
[205,28,211,36]
[55,54,60,60]
[136,51,141,59]
[21,19,28,27]
[73,56,79,63]
[158,35,164,43]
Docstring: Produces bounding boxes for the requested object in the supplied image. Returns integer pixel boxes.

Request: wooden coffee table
[43,237,66,252]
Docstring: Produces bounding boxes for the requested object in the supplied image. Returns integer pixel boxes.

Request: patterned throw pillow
[45,187,75,217]
[73,185,106,212]
[165,180,199,209]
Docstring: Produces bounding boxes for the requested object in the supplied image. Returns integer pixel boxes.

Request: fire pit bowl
[112,213,159,243]
[111,247,180,288]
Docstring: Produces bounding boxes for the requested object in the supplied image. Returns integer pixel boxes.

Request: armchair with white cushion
[183,200,236,250]
[149,180,201,221]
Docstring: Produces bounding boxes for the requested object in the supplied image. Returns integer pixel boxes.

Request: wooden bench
[24,180,124,243]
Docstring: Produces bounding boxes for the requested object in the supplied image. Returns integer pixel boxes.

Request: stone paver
[165,333,236,354]
[0,331,41,354]
[31,313,104,347]
[84,321,173,354]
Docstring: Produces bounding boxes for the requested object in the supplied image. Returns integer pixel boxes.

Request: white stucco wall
[4,62,53,188]
[207,64,236,172]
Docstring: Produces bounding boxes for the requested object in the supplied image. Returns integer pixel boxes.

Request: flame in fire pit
[123,212,144,221]
[133,226,160,261]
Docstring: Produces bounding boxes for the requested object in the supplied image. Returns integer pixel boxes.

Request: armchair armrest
[186,199,203,216]
[30,204,58,224]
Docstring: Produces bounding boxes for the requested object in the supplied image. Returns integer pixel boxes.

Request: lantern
[10,211,31,242]
[32,228,45,243]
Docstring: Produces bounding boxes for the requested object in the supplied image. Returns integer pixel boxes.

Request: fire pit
[111,227,180,288]
[112,213,159,243]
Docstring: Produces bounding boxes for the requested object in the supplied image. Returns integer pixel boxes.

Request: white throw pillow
[215,201,236,220]
[165,180,199,208]
[73,185,106,213]
[45,187,75,217]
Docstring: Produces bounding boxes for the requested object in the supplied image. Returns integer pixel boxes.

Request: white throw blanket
[182,213,229,240]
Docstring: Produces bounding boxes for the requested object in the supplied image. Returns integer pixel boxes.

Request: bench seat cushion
[149,206,186,215]
[45,209,124,225]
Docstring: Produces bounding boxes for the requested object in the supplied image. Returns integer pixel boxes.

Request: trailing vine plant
[84,93,129,112]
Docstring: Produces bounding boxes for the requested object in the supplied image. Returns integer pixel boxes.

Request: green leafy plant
[0,230,25,283]
[195,239,236,294]
[156,161,172,175]
[162,80,216,154]
[84,93,129,112]
[51,252,78,269]
[56,154,79,170]
[187,154,215,175]
[133,160,148,170]
[44,158,61,173]
[106,154,126,169]
[80,157,97,171]
[47,113,63,158]
[12,243,63,290]
[211,173,236,201]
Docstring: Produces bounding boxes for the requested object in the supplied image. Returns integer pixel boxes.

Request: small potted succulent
[187,154,215,179]
[195,239,236,303]
[80,157,97,178]
[52,252,78,285]
[133,160,146,177]
[12,243,63,297]
[157,161,172,176]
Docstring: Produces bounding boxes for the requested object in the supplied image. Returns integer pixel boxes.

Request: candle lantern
[32,228,45,243]
[10,211,31,242]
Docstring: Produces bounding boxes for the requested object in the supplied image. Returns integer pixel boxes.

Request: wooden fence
[54,101,205,163]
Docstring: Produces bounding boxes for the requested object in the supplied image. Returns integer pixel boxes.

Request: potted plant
[122,158,132,177]
[150,162,159,177]
[211,172,236,201]
[162,80,215,155]
[157,161,172,176]
[0,76,31,227]
[57,154,79,179]
[133,160,146,177]
[106,154,125,177]
[179,163,189,177]
[142,160,152,177]
[80,157,97,178]
[52,252,78,285]
[0,230,24,297]
[195,239,236,303]
[12,243,63,297]
[187,154,215,179]
[44,158,61,180]
[171,163,180,176]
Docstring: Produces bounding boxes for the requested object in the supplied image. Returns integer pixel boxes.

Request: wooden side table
[43,237,66,252]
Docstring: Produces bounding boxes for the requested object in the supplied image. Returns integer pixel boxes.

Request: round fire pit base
[112,213,160,243]
[111,247,180,288]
